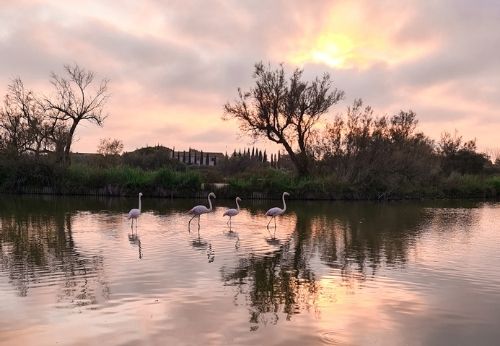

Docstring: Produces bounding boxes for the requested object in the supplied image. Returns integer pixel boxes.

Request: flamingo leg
[188,214,196,232]
[188,214,196,225]
[274,217,277,228]
[267,216,274,228]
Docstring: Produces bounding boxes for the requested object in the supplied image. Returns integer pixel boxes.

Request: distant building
[73,146,225,167]
[173,148,225,166]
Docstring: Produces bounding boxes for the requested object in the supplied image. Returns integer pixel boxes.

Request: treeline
[220,62,500,199]
[310,99,498,197]
[1,62,499,199]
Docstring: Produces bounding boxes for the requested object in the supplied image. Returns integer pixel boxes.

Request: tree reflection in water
[220,201,478,330]
[0,197,109,307]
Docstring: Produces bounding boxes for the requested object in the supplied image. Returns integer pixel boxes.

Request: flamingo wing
[190,205,209,215]
[266,207,282,217]
[224,208,238,217]
[128,208,140,219]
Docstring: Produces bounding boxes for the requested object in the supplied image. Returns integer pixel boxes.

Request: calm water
[1,196,500,345]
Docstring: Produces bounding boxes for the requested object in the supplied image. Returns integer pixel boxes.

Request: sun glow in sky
[289,2,439,70]
[0,0,499,153]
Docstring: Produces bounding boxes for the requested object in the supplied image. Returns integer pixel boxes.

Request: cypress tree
[263,150,268,162]
[200,150,204,165]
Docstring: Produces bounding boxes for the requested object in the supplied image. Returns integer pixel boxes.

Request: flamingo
[188,192,216,229]
[265,192,290,228]
[128,192,143,229]
[223,197,242,228]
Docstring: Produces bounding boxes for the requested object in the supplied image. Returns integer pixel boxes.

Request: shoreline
[1,190,498,201]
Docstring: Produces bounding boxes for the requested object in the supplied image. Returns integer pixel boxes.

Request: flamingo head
[283,192,290,197]
[209,192,216,199]
[139,192,143,197]
[236,197,242,202]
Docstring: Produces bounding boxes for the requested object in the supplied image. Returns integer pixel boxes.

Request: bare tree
[44,64,109,164]
[224,62,344,176]
[0,78,54,156]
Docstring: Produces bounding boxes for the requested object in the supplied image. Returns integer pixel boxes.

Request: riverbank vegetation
[1,63,499,200]
[0,151,498,199]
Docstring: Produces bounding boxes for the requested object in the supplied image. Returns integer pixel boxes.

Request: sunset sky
[1,0,499,154]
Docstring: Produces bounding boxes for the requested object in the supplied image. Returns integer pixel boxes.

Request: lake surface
[1,195,500,345]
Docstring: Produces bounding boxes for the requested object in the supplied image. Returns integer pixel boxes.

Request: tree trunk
[279,137,310,176]
[63,120,79,165]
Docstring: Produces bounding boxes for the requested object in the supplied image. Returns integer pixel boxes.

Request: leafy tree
[97,138,123,156]
[224,62,344,176]
[438,131,489,175]
[316,99,438,195]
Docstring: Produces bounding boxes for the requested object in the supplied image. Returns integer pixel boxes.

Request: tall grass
[64,165,201,193]
[0,161,201,195]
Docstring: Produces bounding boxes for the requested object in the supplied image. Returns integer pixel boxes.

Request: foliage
[97,138,124,156]
[314,99,440,198]
[438,131,490,175]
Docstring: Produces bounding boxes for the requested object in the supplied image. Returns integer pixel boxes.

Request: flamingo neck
[138,195,142,212]
[282,193,287,212]
[236,198,240,211]
[208,194,213,211]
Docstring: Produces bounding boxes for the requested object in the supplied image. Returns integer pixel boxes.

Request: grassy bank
[0,161,499,200]
[0,162,201,197]
[226,169,500,200]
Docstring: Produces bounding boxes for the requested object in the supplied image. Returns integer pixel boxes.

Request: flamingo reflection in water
[190,235,215,263]
[223,228,240,250]
[128,233,143,259]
